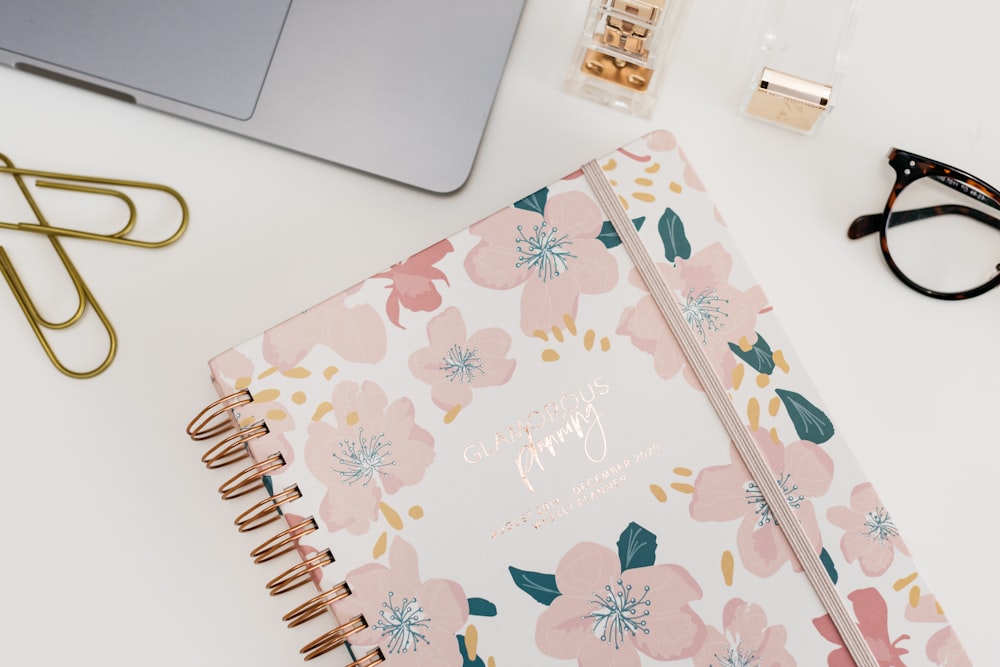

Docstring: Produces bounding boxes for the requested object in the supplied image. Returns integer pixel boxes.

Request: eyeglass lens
[887,174,1000,294]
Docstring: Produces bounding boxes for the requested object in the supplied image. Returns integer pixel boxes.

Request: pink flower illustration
[408,306,516,415]
[692,598,795,667]
[534,542,705,666]
[304,381,434,535]
[679,147,706,191]
[211,346,256,384]
[813,588,910,666]
[464,189,618,336]
[644,129,678,152]
[926,626,971,667]
[827,482,911,577]
[904,594,947,623]
[689,428,834,577]
[616,132,676,163]
[713,206,728,227]
[335,536,470,666]
[261,282,387,370]
[372,239,453,329]
[621,133,700,190]
[616,242,768,390]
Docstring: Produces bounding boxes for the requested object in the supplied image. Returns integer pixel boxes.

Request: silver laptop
[0,0,525,193]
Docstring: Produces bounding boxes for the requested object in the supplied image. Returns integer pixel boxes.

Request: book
[187,131,969,666]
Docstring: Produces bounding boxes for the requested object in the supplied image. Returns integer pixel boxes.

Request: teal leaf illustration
[456,635,487,667]
[513,187,548,215]
[617,521,657,572]
[597,216,646,249]
[728,333,776,375]
[508,566,561,605]
[820,548,839,584]
[467,597,497,617]
[658,207,691,263]
[774,389,836,444]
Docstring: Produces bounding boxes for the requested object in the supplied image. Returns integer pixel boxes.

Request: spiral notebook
[186,131,969,666]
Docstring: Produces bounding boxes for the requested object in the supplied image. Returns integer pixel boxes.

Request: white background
[0,1,994,665]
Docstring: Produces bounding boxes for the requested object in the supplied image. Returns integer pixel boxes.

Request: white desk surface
[0,1,993,665]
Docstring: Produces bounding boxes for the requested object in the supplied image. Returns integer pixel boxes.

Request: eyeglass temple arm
[847,204,1000,239]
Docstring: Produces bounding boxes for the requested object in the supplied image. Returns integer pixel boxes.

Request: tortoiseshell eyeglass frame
[848,148,1000,300]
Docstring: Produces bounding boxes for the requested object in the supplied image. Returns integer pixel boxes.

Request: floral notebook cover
[207,131,968,666]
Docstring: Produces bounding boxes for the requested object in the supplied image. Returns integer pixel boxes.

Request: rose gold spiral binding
[250,515,319,564]
[187,390,254,440]
[218,452,285,500]
[188,395,386,665]
[300,615,368,661]
[344,649,385,667]
[202,422,268,469]
[266,549,334,596]
[234,485,302,532]
[283,580,352,627]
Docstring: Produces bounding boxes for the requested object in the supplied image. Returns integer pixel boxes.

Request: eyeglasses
[848,148,1000,300]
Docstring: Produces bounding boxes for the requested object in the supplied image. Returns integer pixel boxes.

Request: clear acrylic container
[564,0,691,119]
[739,0,864,134]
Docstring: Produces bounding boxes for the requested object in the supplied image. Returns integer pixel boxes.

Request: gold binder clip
[601,0,661,58]
[744,67,833,132]
[0,153,188,378]
[581,0,664,93]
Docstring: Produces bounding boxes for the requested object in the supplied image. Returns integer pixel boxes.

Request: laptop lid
[0,0,526,193]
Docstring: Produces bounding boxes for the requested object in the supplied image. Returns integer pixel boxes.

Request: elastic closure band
[581,159,878,667]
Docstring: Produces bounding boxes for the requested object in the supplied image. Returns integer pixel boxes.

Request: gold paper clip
[0,246,115,379]
[0,157,188,247]
[0,153,188,379]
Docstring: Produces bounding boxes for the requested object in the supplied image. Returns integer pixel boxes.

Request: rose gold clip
[201,422,267,469]
[266,549,334,596]
[300,616,369,661]
[250,516,319,564]
[283,581,352,627]
[744,67,833,132]
[234,485,302,532]
[186,390,254,441]
[0,153,187,379]
[344,649,385,667]
[218,452,285,500]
